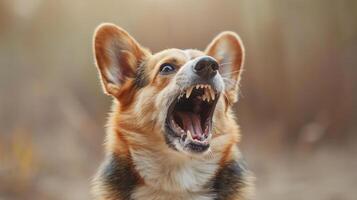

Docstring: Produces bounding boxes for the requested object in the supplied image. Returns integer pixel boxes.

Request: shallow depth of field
[0,0,357,200]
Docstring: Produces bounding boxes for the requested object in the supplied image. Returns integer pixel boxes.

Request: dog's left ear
[205,32,245,103]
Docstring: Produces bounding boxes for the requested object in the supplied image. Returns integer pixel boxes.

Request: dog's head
[93,23,244,155]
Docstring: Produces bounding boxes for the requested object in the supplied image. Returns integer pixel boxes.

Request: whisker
[222,77,237,88]
[220,69,243,76]
[222,77,236,84]
[219,62,232,66]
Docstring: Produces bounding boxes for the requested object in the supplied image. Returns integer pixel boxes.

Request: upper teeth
[186,86,193,98]
[180,84,216,102]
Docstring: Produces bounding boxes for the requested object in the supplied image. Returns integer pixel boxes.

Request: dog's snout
[193,56,219,79]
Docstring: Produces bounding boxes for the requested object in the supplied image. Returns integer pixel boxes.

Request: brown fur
[91,23,254,200]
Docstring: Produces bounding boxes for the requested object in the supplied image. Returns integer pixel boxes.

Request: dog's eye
[159,63,176,75]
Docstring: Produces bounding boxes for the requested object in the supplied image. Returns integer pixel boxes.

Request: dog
[91,23,254,200]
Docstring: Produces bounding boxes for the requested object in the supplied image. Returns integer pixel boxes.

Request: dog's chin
[164,84,219,154]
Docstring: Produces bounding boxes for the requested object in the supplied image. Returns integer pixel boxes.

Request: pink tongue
[175,112,203,139]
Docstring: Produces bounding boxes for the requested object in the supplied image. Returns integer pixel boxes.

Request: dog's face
[94,24,244,155]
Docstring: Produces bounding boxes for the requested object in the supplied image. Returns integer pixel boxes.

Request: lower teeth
[172,119,210,142]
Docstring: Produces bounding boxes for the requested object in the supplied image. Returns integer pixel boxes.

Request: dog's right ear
[93,23,150,97]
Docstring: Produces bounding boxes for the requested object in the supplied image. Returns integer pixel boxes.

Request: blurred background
[0,0,356,199]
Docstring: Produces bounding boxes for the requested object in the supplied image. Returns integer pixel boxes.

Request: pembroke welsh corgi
[91,23,254,200]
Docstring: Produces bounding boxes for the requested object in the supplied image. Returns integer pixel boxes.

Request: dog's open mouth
[166,84,219,153]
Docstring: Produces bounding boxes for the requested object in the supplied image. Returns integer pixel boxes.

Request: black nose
[193,57,219,79]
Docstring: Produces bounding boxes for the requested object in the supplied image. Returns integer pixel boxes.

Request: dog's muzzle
[164,56,223,154]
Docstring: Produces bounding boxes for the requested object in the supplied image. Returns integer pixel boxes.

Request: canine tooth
[204,88,210,102]
[209,87,215,100]
[187,130,193,140]
[186,86,193,98]
[196,85,200,89]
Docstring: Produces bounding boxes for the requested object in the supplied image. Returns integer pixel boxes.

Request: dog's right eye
[159,63,176,75]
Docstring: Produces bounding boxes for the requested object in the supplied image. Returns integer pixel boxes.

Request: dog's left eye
[159,63,176,75]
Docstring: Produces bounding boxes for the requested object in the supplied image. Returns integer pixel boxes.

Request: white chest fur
[130,148,221,200]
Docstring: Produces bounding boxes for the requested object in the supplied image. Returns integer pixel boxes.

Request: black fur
[209,158,250,200]
[186,141,210,152]
[99,154,140,200]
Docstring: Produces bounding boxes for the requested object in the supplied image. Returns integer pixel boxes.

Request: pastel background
[0,0,356,199]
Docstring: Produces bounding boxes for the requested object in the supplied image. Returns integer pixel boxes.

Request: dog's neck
[130,146,222,193]
[94,134,252,200]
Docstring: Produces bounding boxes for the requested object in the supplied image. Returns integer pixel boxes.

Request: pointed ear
[93,23,150,97]
[205,31,245,103]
